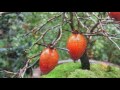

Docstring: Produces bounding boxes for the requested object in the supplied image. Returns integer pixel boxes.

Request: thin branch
[12,51,42,78]
[18,59,30,78]
[109,37,120,40]
[26,24,60,51]
[23,13,63,37]
[98,18,120,51]
[108,37,120,50]
[74,12,90,31]
[69,12,74,30]
[84,33,103,36]
[52,26,62,47]
[92,12,101,20]
[86,12,97,23]
[56,47,69,52]
[0,68,17,77]
[90,21,99,33]
[27,59,39,69]
[28,52,41,60]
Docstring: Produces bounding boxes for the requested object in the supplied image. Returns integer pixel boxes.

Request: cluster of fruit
[39,30,87,74]
[39,12,120,74]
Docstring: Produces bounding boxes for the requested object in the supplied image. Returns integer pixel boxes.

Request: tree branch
[69,12,74,30]
[23,13,63,37]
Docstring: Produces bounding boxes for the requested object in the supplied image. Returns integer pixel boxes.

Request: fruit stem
[69,12,75,31]
[72,30,79,34]
[47,44,54,49]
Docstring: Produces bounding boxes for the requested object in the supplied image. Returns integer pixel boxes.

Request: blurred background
[0,12,120,78]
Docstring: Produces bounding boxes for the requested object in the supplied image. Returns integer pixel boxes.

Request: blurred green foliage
[0,12,120,77]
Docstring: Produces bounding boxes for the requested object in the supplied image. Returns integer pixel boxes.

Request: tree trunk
[80,51,90,70]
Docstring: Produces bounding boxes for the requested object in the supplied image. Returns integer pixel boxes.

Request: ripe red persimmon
[39,48,59,74]
[108,12,120,21]
[67,33,87,61]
